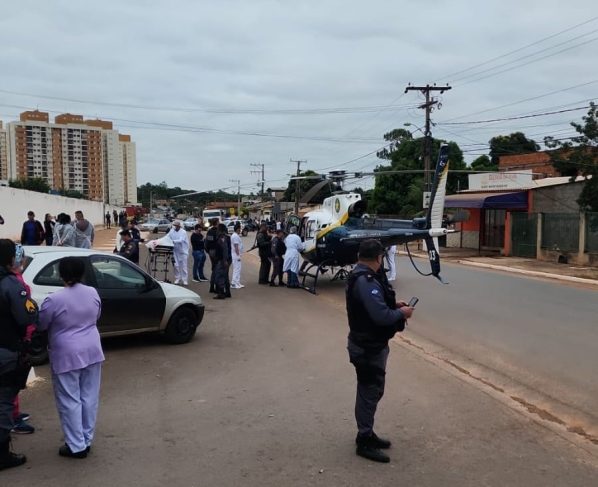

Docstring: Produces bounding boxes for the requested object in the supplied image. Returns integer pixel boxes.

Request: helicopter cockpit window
[300,217,309,240]
[306,220,317,239]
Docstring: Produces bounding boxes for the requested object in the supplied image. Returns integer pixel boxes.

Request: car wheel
[164,307,197,344]
[28,331,49,366]
[153,227,158,233]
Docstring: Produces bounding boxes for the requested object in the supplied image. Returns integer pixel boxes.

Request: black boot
[0,438,27,471]
[355,434,390,463]
[356,431,391,449]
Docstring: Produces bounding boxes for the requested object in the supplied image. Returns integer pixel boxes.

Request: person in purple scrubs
[39,257,103,459]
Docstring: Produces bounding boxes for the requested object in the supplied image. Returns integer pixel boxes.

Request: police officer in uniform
[118,230,140,264]
[213,224,231,299]
[0,239,39,470]
[346,239,414,463]
[205,218,219,293]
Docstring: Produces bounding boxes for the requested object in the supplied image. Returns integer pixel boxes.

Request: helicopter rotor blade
[300,179,332,204]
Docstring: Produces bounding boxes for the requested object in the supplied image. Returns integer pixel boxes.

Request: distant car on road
[241,220,258,232]
[224,219,248,236]
[183,218,199,231]
[22,247,205,364]
[139,218,171,233]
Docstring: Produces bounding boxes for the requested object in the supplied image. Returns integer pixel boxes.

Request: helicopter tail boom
[426,143,450,230]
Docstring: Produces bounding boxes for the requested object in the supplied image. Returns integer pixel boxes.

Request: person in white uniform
[385,245,397,282]
[167,220,189,285]
[230,223,244,289]
[282,226,304,288]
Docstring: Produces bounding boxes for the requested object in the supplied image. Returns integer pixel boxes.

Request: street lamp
[403,122,425,136]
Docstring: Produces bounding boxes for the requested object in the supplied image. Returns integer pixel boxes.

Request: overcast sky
[0,1,596,194]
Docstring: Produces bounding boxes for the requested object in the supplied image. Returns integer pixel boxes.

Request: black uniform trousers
[347,339,389,437]
[258,255,271,284]
[270,257,284,284]
[0,349,19,443]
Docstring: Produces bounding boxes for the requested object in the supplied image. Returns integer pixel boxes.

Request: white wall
[0,186,120,241]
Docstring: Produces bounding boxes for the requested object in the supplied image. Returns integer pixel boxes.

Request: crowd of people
[0,210,408,470]
[13,210,96,249]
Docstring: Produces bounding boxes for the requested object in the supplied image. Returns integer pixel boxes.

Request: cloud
[0,0,596,192]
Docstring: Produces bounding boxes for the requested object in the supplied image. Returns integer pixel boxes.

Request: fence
[541,213,579,252]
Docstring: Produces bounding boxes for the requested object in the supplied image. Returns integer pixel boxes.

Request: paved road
[314,254,598,438]
[4,240,597,485]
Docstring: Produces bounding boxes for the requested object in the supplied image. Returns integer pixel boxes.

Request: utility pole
[250,163,265,198]
[404,83,451,201]
[290,158,307,214]
[229,179,241,216]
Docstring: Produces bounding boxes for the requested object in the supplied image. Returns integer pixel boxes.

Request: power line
[0,87,419,115]
[438,105,590,126]
[454,35,598,86]
[441,80,598,123]
[436,15,598,82]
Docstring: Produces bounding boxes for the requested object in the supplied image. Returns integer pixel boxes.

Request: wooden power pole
[404,84,451,202]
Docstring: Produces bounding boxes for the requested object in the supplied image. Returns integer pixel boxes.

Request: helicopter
[285,144,452,293]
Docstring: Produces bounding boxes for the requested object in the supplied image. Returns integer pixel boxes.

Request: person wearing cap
[346,239,414,463]
[282,226,303,288]
[166,220,190,285]
[118,230,139,264]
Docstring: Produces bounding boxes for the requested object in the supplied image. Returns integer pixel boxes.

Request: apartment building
[0,121,8,182]
[5,111,138,204]
[120,134,138,205]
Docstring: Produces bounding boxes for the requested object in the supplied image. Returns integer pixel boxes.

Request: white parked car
[22,247,205,364]
[183,218,199,231]
[139,219,172,233]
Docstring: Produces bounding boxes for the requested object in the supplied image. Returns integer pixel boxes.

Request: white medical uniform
[167,226,190,284]
[282,233,304,274]
[231,231,244,287]
[386,245,397,281]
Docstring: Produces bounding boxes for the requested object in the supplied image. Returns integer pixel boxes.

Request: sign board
[468,170,533,191]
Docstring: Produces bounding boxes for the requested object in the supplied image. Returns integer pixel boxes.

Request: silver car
[139,218,172,233]
[22,247,204,363]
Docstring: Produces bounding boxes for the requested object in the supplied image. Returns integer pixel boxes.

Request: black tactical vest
[346,269,403,352]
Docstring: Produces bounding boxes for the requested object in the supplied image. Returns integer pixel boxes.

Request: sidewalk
[401,244,598,285]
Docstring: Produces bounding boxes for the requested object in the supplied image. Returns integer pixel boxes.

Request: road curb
[455,260,598,286]
[398,250,598,286]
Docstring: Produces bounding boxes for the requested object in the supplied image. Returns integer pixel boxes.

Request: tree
[9,178,50,194]
[488,132,540,165]
[370,130,467,217]
[59,189,85,199]
[283,170,336,205]
[470,155,496,172]
[545,102,598,211]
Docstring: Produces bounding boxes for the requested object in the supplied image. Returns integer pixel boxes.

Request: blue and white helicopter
[287,144,452,293]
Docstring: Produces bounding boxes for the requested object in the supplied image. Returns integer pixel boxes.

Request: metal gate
[511,213,537,258]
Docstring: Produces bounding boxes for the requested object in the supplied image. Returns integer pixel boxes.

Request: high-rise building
[5,111,137,204]
[120,134,137,205]
[0,121,8,183]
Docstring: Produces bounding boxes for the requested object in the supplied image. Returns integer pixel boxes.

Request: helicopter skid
[299,260,353,294]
